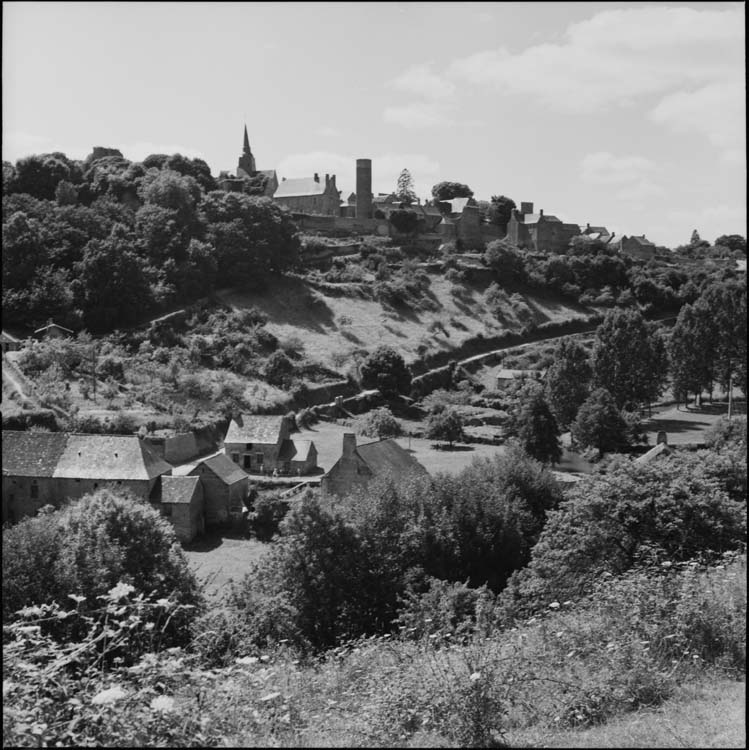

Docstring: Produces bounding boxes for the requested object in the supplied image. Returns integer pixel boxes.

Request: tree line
[3,150,300,333]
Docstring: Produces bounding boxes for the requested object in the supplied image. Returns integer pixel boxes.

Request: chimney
[657,431,668,446]
[539,209,544,217]
[325,173,330,186]
[586,222,590,230]
[342,433,356,459]
[314,172,320,183]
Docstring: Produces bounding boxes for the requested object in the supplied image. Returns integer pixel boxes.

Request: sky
[2,1,745,248]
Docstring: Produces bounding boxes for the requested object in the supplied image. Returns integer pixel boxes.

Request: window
[243,454,251,470]
[30,482,39,499]
[255,453,264,468]
[232,453,240,464]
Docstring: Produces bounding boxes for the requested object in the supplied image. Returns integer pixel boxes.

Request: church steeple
[237,123,256,177]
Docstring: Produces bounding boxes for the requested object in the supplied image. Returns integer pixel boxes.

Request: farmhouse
[1,431,172,523]
[321,433,427,498]
[614,234,656,260]
[187,453,249,525]
[507,202,581,254]
[223,414,318,475]
[495,368,547,388]
[159,475,204,543]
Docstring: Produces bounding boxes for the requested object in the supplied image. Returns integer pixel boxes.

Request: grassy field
[215,272,591,370]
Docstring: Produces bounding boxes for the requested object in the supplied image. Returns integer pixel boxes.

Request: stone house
[614,234,656,260]
[495,368,547,388]
[33,321,74,340]
[1,330,22,354]
[320,433,428,498]
[187,453,248,525]
[507,202,580,254]
[223,415,318,475]
[273,173,341,216]
[1,431,172,523]
[580,223,615,245]
[160,476,204,543]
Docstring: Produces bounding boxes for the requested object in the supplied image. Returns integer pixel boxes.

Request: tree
[431,181,474,201]
[516,392,562,465]
[395,169,417,206]
[572,387,628,457]
[360,346,412,397]
[669,302,716,406]
[499,450,747,620]
[544,338,593,428]
[486,195,516,233]
[591,308,669,410]
[2,489,201,639]
[357,407,402,439]
[10,153,75,200]
[426,407,465,447]
[388,208,419,234]
[263,350,296,388]
[714,234,746,255]
[484,239,527,284]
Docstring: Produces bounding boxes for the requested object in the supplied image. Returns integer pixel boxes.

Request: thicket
[3,151,300,332]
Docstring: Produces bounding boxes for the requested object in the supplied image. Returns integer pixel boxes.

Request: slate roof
[274,177,327,198]
[54,435,172,480]
[33,322,73,335]
[161,476,201,505]
[196,453,248,485]
[2,431,172,480]
[356,439,427,478]
[278,439,315,462]
[629,235,655,247]
[2,431,69,477]
[225,415,286,445]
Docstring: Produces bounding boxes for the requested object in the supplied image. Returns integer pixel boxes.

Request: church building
[218,125,278,197]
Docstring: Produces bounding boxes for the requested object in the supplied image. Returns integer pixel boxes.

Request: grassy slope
[215,273,592,370]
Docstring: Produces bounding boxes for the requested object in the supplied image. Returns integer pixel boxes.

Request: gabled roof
[1,330,20,343]
[34,322,73,335]
[161,476,201,505]
[196,453,248,485]
[445,197,475,214]
[496,368,544,380]
[54,435,172,480]
[2,431,69,477]
[278,438,315,462]
[628,235,655,247]
[2,431,172,480]
[634,442,672,465]
[225,415,286,445]
[355,439,427,478]
[274,177,327,198]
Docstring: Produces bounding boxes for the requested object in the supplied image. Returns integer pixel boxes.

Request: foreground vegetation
[3,421,746,747]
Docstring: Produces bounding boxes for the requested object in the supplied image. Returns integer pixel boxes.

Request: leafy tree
[484,239,527,284]
[669,302,716,406]
[499,450,747,620]
[425,407,465,447]
[357,407,402,439]
[242,172,269,196]
[389,208,419,234]
[395,169,417,206]
[72,224,153,332]
[10,153,75,200]
[714,234,746,255]
[591,308,668,409]
[431,181,473,201]
[516,392,562,465]
[263,350,296,388]
[571,387,628,457]
[55,180,78,206]
[2,489,201,640]
[544,338,593,428]
[360,346,412,397]
[486,195,516,232]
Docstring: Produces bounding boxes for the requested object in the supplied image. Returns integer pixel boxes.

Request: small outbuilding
[1,331,22,354]
[160,476,204,543]
[33,321,74,340]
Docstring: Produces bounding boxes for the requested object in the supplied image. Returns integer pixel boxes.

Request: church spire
[243,124,251,154]
[237,123,257,177]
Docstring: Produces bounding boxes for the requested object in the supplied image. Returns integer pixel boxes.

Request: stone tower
[356,158,373,219]
[237,124,257,177]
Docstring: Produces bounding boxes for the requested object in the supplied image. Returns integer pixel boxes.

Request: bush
[3,489,201,644]
[355,407,402,439]
[251,493,289,542]
[360,345,412,397]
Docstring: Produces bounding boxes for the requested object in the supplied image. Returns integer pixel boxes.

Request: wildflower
[470,672,482,682]
[106,582,135,602]
[150,695,175,713]
[91,685,127,705]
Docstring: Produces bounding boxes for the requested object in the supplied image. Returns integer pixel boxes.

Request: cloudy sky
[3,1,745,247]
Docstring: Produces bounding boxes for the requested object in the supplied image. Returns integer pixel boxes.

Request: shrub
[263,350,296,388]
[360,345,412,397]
[251,493,289,542]
[3,489,201,644]
[355,407,402,439]
[425,407,465,446]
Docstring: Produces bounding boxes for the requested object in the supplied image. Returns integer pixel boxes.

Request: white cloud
[447,6,743,113]
[650,80,745,165]
[390,62,455,100]
[580,152,656,186]
[383,101,453,129]
[276,151,440,198]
